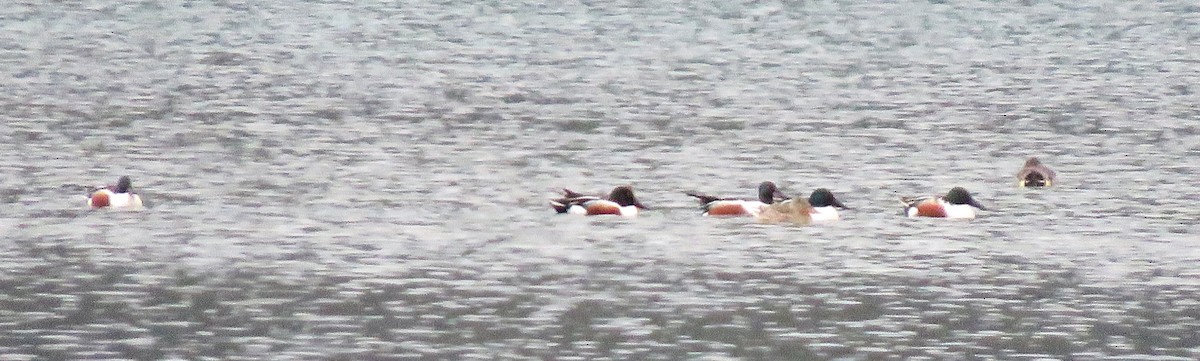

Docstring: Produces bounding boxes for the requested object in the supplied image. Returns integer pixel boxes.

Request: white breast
[809,206,841,222]
[941,203,977,219]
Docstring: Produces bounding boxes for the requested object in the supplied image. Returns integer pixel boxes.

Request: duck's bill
[969,199,986,210]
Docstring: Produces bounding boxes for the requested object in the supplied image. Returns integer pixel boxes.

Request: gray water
[1,1,1199,360]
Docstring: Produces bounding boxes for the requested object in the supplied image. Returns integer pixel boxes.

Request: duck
[87,176,144,210]
[806,188,848,222]
[684,181,788,217]
[900,187,985,219]
[756,197,813,225]
[1016,157,1056,187]
[549,185,647,216]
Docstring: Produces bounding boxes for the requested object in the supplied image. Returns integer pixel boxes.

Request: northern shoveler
[549,185,647,216]
[1016,157,1056,187]
[806,188,848,222]
[87,176,145,210]
[757,197,813,225]
[901,187,985,219]
[684,181,787,217]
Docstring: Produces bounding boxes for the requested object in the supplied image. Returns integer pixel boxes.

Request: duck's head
[945,187,985,210]
[757,181,788,204]
[115,176,133,193]
[610,186,648,209]
[808,188,847,208]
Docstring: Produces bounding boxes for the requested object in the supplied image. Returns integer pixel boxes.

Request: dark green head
[808,188,847,208]
[115,176,133,193]
[945,187,985,209]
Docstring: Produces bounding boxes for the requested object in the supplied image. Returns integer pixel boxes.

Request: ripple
[1,0,1199,359]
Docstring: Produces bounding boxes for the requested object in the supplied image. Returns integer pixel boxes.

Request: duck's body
[1016,157,1056,187]
[685,181,787,217]
[550,186,647,217]
[88,176,144,210]
[901,187,985,219]
[756,198,813,225]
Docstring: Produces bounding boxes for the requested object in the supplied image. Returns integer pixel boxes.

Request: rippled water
[2,1,1199,359]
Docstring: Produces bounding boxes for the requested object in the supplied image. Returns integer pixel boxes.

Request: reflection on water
[2,0,1199,359]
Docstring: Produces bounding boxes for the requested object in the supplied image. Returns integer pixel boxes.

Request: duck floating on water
[88,176,144,210]
[900,187,985,219]
[684,181,787,217]
[550,186,647,217]
[1016,157,1056,187]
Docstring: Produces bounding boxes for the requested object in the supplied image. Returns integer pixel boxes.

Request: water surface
[1,1,1199,359]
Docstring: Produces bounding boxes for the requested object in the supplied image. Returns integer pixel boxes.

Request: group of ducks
[549,157,1057,224]
[84,158,1057,223]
